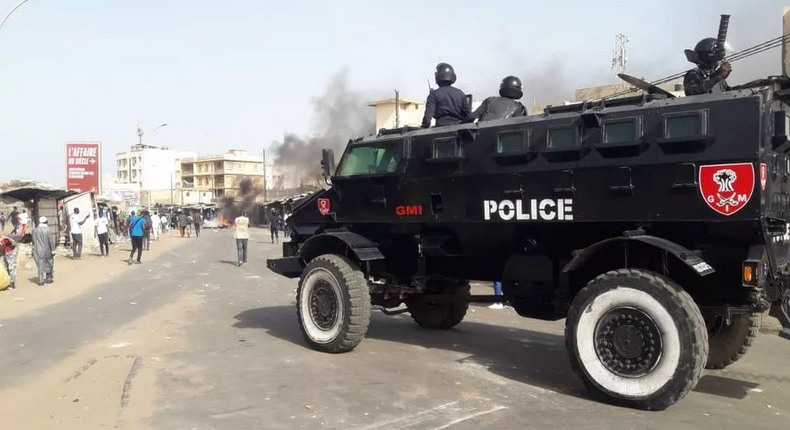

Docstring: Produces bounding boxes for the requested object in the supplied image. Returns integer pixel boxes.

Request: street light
[0,0,34,31]
[137,122,168,146]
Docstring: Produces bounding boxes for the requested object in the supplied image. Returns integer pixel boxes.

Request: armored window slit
[662,109,708,139]
[497,130,530,154]
[602,117,642,145]
[432,137,461,159]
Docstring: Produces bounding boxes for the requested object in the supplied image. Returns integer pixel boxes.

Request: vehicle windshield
[336,141,401,177]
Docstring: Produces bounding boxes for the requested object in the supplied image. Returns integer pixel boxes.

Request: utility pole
[394,90,400,128]
[263,147,267,203]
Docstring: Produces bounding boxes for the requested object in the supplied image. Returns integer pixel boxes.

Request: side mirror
[321,149,336,180]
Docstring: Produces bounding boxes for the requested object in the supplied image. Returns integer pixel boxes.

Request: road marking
[361,399,506,430]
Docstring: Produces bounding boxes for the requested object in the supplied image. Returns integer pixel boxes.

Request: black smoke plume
[271,69,375,184]
[220,177,260,221]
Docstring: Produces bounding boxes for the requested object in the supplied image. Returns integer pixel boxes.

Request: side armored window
[433,137,461,159]
[547,126,579,149]
[602,118,641,144]
[497,130,528,154]
[663,111,707,139]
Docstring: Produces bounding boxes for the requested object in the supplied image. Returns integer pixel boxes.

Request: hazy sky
[0,0,786,186]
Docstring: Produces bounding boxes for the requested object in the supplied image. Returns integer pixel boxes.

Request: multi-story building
[115,144,195,191]
[179,149,264,199]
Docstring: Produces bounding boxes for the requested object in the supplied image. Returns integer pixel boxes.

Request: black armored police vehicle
[267,75,790,409]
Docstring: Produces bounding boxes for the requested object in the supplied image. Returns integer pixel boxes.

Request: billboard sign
[65,141,101,193]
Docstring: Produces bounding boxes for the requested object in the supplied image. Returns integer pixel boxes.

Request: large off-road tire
[407,279,471,329]
[296,254,370,353]
[705,313,761,370]
[565,269,708,410]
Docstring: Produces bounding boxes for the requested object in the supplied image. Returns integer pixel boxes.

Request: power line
[603,33,790,100]
[0,0,35,31]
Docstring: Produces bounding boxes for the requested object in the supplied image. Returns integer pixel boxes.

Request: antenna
[611,33,629,75]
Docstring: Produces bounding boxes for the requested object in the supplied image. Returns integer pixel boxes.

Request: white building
[266,164,303,191]
[115,144,195,194]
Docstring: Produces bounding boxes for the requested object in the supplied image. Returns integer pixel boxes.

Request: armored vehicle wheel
[296,254,370,353]
[565,269,708,410]
[407,279,471,329]
[705,313,761,370]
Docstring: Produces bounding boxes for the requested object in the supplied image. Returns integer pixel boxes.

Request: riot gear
[498,75,523,99]
[684,37,731,96]
[422,63,469,128]
[690,37,722,66]
[434,63,457,86]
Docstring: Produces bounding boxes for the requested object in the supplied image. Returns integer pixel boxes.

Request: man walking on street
[150,211,161,241]
[161,213,169,234]
[32,216,55,285]
[128,211,146,264]
[234,211,250,266]
[0,212,6,233]
[69,207,90,260]
[9,207,19,235]
[193,210,203,237]
[142,210,153,250]
[269,208,279,244]
[18,210,29,235]
[177,210,188,238]
[95,211,110,257]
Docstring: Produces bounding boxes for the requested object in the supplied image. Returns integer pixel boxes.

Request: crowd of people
[0,205,213,290]
[1,203,283,290]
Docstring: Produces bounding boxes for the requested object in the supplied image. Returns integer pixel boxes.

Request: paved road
[1,229,789,429]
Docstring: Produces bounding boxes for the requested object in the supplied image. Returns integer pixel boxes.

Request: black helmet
[434,62,457,86]
[687,37,722,66]
[499,75,523,99]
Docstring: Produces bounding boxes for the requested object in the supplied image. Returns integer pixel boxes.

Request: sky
[0,0,787,186]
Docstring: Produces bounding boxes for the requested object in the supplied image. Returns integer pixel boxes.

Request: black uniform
[683,37,731,96]
[470,97,527,122]
[422,85,471,128]
[684,67,730,96]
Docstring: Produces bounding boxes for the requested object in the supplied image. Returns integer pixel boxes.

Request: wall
[140,189,214,206]
[266,165,302,190]
[374,102,426,130]
[139,149,194,190]
[115,146,195,191]
[62,192,98,251]
[105,182,141,206]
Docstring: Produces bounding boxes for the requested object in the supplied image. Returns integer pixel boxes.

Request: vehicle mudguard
[297,230,385,263]
[562,233,715,276]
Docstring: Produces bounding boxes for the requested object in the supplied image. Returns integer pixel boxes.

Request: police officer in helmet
[470,75,528,122]
[421,63,471,128]
[683,37,731,96]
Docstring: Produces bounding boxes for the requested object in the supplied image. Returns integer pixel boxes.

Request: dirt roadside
[1,229,189,320]
[0,286,204,430]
